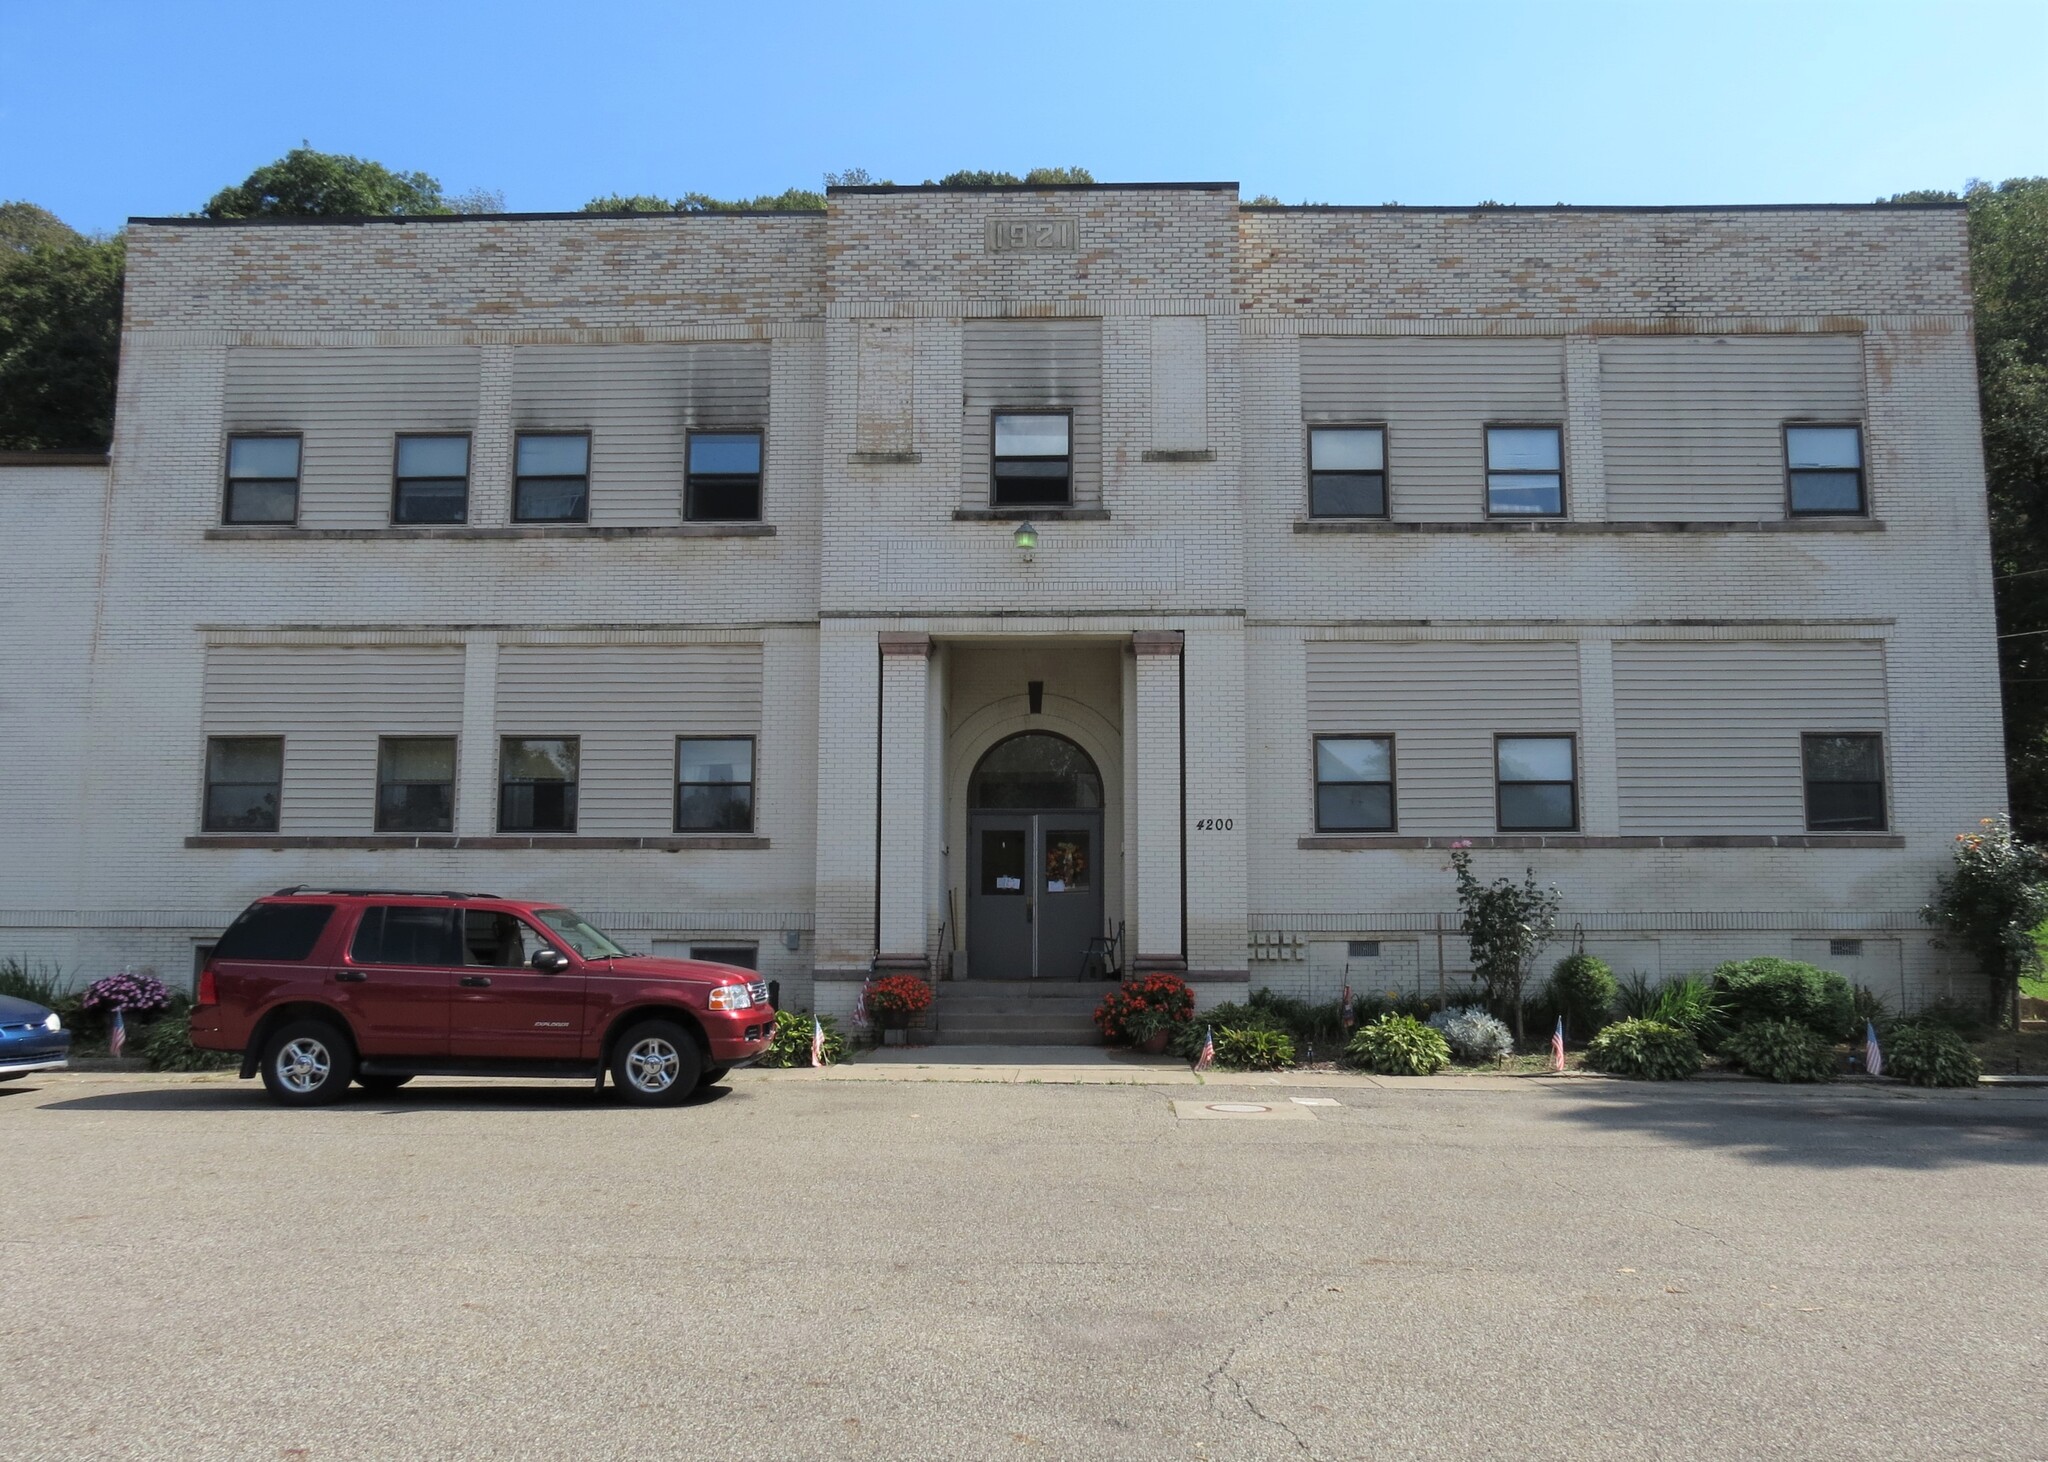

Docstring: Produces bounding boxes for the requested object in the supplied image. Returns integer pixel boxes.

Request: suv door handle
[459,976,492,988]
[334,971,367,983]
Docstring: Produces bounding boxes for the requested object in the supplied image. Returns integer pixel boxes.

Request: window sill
[1297,833,1904,850]
[205,524,776,541]
[1291,518,1886,536]
[847,451,922,465]
[952,508,1109,522]
[1141,449,1215,463]
[185,834,770,851]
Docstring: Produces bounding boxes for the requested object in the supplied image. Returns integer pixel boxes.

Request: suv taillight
[197,965,218,1007]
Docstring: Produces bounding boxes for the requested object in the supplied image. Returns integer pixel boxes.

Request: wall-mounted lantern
[1012,521,1038,563]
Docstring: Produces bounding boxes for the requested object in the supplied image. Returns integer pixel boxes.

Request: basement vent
[1829,939,1863,958]
[1348,940,1381,958]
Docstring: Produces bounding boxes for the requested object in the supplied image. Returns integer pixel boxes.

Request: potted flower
[81,969,173,1056]
[864,974,935,1045]
[1123,1007,1177,1055]
[1093,973,1195,1046]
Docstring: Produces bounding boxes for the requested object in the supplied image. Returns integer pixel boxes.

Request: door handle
[459,976,492,988]
[334,971,367,983]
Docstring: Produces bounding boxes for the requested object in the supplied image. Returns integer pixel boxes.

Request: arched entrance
[966,732,1106,981]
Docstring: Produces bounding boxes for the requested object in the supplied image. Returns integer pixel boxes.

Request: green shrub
[1345,1014,1451,1076]
[140,1005,235,1073]
[1852,984,1895,1037]
[1245,988,1349,1048]
[0,957,66,1007]
[755,1009,847,1068]
[1613,972,1658,1020]
[1885,1023,1983,1087]
[1906,995,1986,1038]
[1710,958,1855,1039]
[1582,1019,1701,1081]
[1212,1026,1296,1071]
[1647,975,1726,1049]
[1722,1018,1839,1083]
[1546,953,1617,1038]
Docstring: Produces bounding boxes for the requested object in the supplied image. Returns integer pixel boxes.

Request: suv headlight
[707,984,756,1012]
[43,1012,61,1032]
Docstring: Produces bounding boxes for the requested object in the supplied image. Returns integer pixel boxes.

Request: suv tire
[356,1074,414,1094]
[259,1019,357,1106]
[610,1019,703,1107]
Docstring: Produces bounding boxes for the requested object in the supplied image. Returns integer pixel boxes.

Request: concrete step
[934,1012,1099,1032]
[930,1028,1103,1046]
[933,999,1102,1016]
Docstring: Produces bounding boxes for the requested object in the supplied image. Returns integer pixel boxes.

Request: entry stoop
[929,980,1108,1046]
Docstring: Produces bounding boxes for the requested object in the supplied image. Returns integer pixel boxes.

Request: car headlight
[706,984,756,1011]
[42,1012,61,1032]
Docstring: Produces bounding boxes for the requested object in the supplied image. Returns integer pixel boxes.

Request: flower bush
[1922,816,2048,1027]
[1346,1013,1452,1076]
[1885,1023,1982,1087]
[1093,973,1194,1044]
[1448,847,1561,1043]
[1213,1027,1296,1071]
[1582,1019,1701,1081]
[1721,1018,1839,1083]
[755,1009,847,1067]
[1710,958,1854,1040]
[1427,1005,1514,1062]
[863,975,934,1021]
[81,969,171,1017]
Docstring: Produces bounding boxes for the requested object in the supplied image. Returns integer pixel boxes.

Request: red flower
[865,975,935,1017]
[1093,974,1195,1043]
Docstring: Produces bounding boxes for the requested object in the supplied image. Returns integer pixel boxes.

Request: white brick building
[0,182,2004,1023]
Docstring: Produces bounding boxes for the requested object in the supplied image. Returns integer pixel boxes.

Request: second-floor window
[676,737,755,832]
[1496,735,1577,831]
[686,431,763,521]
[1485,425,1564,517]
[224,435,301,524]
[393,435,471,524]
[992,412,1072,506]
[499,737,579,833]
[514,433,591,522]
[1308,427,1388,518]
[1786,425,1865,516]
[1314,736,1395,831]
[204,736,282,832]
[376,737,456,834]
[1803,733,1886,831]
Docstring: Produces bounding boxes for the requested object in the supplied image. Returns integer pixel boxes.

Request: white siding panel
[961,319,1103,508]
[511,343,769,527]
[1301,336,1565,521]
[1306,640,1581,833]
[1613,639,1887,832]
[202,646,465,834]
[1600,334,1865,519]
[496,644,764,836]
[223,347,480,528]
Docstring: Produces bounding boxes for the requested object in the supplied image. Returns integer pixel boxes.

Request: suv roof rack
[269,885,501,900]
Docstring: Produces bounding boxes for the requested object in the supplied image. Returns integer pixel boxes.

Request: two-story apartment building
[0,183,2003,1023]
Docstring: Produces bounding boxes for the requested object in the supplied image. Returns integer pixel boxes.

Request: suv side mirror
[531,948,571,974]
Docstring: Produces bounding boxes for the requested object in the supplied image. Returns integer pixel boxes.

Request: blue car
[0,994,70,1080]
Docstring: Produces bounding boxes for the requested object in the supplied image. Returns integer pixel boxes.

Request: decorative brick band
[185,834,770,851]
[879,633,935,658]
[1292,519,1885,536]
[1297,834,1905,851]
[1131,631,1185,656]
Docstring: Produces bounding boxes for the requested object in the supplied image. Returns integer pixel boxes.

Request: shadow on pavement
[34,1082,739,1115]
[1551,1084,2048,1169]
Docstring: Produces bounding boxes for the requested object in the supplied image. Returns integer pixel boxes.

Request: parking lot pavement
[3,1072,2044,1461]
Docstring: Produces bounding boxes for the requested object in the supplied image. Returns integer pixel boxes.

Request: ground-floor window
[500,737,579,833]
[1803,733,1886,831]
[204,736,283,832]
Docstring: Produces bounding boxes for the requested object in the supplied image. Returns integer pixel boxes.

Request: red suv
[190,888,775,1106]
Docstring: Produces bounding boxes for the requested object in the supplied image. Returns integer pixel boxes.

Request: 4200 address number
[1193,818,1235,831]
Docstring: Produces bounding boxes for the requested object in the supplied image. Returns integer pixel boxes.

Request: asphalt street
[2,1070,2043,1460]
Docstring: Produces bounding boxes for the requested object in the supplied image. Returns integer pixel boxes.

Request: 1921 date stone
[985,218,1079,253]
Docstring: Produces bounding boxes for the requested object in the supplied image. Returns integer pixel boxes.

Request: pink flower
[1450,839,1473,850]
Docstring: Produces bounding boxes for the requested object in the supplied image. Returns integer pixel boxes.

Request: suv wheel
[610,1020,703,1107]
[259,1019,356,1106]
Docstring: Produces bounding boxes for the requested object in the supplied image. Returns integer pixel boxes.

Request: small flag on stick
[1551,1016,1566,1073]
[1340,985,1356,1032]
[810,1016,826,1068]
[1193,1026,1215,1073]
[1864,1020,1884,1078]
[852,982,869,1029]
[109,1008,127,1058]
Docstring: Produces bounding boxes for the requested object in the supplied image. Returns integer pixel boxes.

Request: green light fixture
[1012,521,1038,561]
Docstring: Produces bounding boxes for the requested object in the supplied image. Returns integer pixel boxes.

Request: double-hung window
[1802,733,1886,831]
[499,737,579,834]
[1786,425,1865,516]
[204,736,283,832]
[1314,736,1395,831]
[514,433,590,522]
[686,431,763,521]
[676,737,755,833]
[1496,735,1577,831]
[1485,425,1564,517]
[224,435,301,524]
[376,737,456,834]
[991,412,1072,506]
[392,435,471,524]
[1308,427,1387,518]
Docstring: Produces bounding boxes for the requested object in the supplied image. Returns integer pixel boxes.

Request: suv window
[213,902,336,962]
[349,906,464,966]
[463,910,544,968]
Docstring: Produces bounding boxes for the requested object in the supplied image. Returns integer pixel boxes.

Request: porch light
[1012,521,1038,561]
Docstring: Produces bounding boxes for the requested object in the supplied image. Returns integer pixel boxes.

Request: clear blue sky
[4,0,2044,234]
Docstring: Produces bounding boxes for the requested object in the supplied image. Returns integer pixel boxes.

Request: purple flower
[82,969,172,1015]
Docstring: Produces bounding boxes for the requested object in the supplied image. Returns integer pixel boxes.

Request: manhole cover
[1207,1102,1271,1113]
[1171,1099,1314,1121]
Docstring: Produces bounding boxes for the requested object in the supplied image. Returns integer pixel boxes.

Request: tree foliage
[1922,814,2048,1027]
[937,166,1095,186]
[204,147,457,219]
[584,187,827,214]
[1448,847,1561,1042]
[0,201,80,254]
[0,232,124,450]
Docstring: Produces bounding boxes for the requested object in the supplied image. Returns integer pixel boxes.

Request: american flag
[1551,1016,1566,1073]
[852,982,869,1029]
[109,1009,126,1058]
[1864,1020,1884,1078]
[1194,1026,1215,1073]
[810,1016,826,1068]
[1340,984,1355,1032]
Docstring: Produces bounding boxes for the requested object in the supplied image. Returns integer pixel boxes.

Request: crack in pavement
[1201,1282,1318,1459]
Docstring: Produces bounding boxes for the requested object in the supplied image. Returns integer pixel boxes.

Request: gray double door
[966,811,1105,980]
